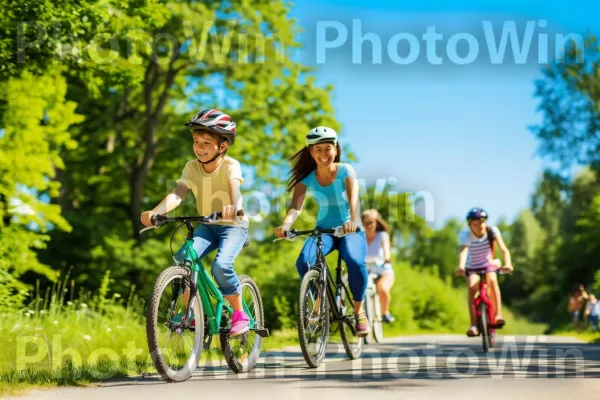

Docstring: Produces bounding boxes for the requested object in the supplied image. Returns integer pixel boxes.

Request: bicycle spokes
[304,280,327,353]
[156,277,198,370]
[220,275,265,374]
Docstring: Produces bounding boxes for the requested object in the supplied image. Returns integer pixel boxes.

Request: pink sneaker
[229,310,250,337]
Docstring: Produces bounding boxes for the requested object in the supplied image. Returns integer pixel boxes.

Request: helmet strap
[199,150,221,164]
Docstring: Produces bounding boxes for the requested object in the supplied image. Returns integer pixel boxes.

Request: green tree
[530,35,600,173]
[41,0,341,296]
[0,71,83,304]
[409,218,461,280]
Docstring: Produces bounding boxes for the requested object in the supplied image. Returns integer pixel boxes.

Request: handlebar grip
[151,214,168,226]
[214,209,245,218]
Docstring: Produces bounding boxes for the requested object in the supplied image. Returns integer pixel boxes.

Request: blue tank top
[300,163,356,229]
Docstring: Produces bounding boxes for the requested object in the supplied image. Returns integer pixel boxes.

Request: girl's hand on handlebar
[140,211,156,227]
[502,264,514,273]
[274,226,287,239]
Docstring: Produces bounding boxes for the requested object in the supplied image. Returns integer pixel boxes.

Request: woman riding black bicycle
[274,126,370,336]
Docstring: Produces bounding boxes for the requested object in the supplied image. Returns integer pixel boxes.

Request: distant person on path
[568,284,588,332]
[584,293,599,331]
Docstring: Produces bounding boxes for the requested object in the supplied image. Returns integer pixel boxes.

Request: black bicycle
[274,227,364,368]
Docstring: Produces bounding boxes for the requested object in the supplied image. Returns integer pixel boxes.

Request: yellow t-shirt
[177,156,249,227]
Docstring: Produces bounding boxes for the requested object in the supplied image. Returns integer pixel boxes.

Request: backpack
[486,226,496,258]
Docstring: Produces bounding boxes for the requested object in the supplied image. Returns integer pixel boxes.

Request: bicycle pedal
[203,335,213,350]
[254,328,270,338]
[228,330,250,340]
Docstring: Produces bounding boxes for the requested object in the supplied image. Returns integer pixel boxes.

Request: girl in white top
[362,209,396,323]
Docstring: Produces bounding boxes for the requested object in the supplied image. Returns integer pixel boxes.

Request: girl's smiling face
[309,142,337,168]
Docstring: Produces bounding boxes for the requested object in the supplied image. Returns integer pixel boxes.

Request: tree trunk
[129,59,179,241]
[0,193,11,227]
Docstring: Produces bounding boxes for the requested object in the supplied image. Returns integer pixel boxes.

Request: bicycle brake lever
[333,226,345,237]
[139,225,157,234]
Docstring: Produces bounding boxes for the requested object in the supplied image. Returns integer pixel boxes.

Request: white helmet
[305,126,337,147]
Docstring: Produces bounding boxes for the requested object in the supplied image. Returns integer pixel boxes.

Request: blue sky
[289,0,598,227]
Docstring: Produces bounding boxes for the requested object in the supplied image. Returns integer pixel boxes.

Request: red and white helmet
[185,109,237,145]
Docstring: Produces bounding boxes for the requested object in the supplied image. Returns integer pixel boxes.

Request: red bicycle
[469,265,511,352]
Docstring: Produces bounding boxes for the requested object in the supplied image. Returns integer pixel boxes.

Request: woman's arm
[381,232,392,264]
[275,183,307,235]
[344,174,360,232]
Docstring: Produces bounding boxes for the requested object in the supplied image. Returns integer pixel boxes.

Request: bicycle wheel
[339,275,363,360]
[298,269,330,368]
[372,293,384,343]
[364,291,375,344]
[146,266,204,382]
[479,303,491,353]
[220,275,265,374]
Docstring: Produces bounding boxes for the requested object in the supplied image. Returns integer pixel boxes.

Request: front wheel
[364,289,383,344]
[479,303,491,353]
[298,269,329,368]
[220,275,265,374]
[371,293,384,343]
[364,292,375,344]
[146,266,204,382]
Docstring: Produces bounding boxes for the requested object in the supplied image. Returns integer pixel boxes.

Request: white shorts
[368,263,394,278]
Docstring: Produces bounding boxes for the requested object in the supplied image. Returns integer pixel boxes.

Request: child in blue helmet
[455,207,514,337]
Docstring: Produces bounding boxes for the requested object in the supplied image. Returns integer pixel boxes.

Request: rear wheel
[220,275,264,374]
[339,275,363,359]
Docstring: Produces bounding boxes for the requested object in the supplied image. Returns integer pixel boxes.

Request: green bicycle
[141,211,269,382]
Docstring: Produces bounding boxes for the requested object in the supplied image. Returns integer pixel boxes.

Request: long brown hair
[286,142,342,192]
[361,209,391,233]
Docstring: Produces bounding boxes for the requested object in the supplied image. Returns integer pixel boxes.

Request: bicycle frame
[179,228,256,336]
[308,234,356,334]
[474,272,494,327]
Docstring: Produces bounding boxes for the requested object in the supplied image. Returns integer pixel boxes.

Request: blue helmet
[466,207,488,222]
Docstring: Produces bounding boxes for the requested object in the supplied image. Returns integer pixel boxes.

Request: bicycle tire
[339,275,363,359]
[220,275,264,374]
[364,292,375,344]
[146,266,204,382]
[479,303,491,353]
[372,293,384,343]
[298,269,329,368]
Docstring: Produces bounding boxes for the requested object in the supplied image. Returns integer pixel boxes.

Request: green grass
[0,269,308,397]
[552,329,600,343]
[0,272,155,396]
[0,263,548,397]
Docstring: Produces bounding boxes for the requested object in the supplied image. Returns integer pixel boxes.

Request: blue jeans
[174,223,247,296]
[590,315,599,331]
[296,230,368,302]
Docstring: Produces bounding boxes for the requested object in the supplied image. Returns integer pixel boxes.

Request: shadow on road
[102,336,600,388]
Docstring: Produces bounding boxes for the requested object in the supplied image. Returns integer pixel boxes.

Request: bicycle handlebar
[272,226,362,242]
[139,210,245,234]
[458,266,513,276]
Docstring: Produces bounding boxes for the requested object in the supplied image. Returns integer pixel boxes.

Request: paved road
[19,335,600,399]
